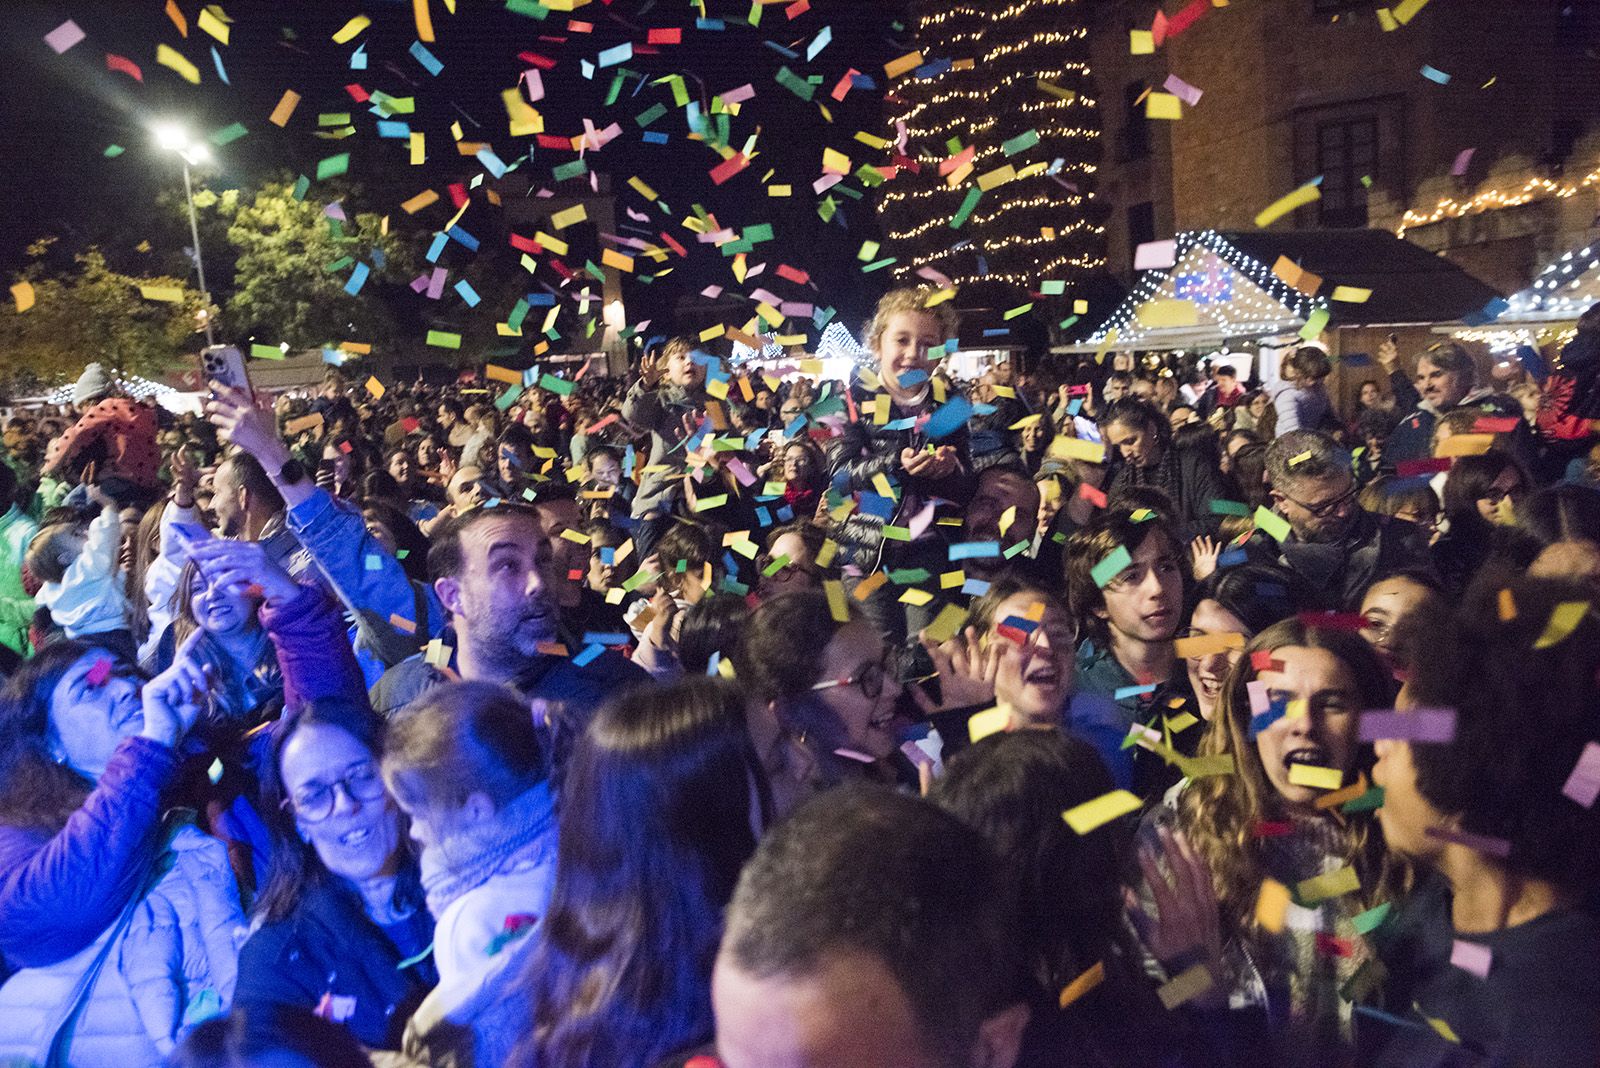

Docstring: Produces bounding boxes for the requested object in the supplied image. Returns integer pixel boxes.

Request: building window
[1316,116,1376,226]
[1127,202,1156,254]
[1119,81,1150,161]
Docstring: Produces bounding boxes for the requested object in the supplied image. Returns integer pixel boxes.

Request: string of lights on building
[1086,230,1327,348]
[1396,163,1600,237]
[878,0,1105,291]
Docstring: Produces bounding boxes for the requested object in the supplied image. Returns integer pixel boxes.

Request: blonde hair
[864,288,958,354]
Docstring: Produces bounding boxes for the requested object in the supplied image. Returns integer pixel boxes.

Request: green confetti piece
[1352,902,1392,935]
[505,0,551,17]
[1058,315,1080,330]
[291,175,311,200]
[316,153,349,181]
[1004,303,1034,320]
[1299,306,1330,341]
[538,372,573,396]
[888,568,931,584]
[1003,539,1031,559]
[324,256,354,273]
[817,195,837,222]
[210,122,248,146]
[760,553,792,578]
[249,343,285,360]
[775,65,816,101]
[1041,280,1066,295]
[317,112,352,126]
[507,298,530,331]
[1091,545,1133,588]
[694,494,728,512]
[950,187,982,229]
[861,257,897,273]
[1208,499,1251,516]
[744,222,774,244]
[1341,785,1385,812]
[103,145,124,157]
[426,330,462,349]
[494,384,524,411]
[552,158,588,182]
[206,758,224,784]
[1001,129,1040,156]
[1253,505,1292,542]
[881,525,912,542]
[635,102,668,127]
[395,941,435,970]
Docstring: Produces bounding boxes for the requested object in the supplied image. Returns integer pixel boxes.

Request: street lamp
[152,121,216,345]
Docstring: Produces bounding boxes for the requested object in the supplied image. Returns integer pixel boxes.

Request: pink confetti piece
[45,19,86,54]
[1162,73,1203,106]
[1449,939,1492,979]
[1562,742,1600,808]
[1451,147,1476,176]
[85,658,113,687]
[1134,239,1178,270]
[1358,708,1456,743]
[1426,825,1511,858]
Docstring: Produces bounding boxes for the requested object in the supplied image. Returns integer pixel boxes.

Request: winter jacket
[0,504,38,655]
[235,879,437,1051]
[623,380,710,519]
[36,504,129,640]
[1383,388,1527,468]
[139,500,200,665]
[1246,509,1435,612]
[44,398,161,488]
[0,821,243,1068]
[1105,440,1231,541]
[263,581,370,712]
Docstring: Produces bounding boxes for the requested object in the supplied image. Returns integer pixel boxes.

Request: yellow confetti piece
[1130,29,1155,54]
[1255,181,1322,227]
[1436,433,1494,458]
[364,376,386,400]
[551,204,588,229]
[410,131,426,165]
[139,284,185,302]
[1171,631,1245,658]
[1534,601,1590,650]
[1331,285,1372,303]
[601,248,635,273]
[156,43,202,84]
[10,282,35,313]
[823,580,849,623]
[197,7,230,44]
[413,0,437,42]
[1136,299,1198,327]
[884,50,924,79]
[967,705,1011,744]
[332,14,372,43]
[269,89,301,127]
[898,588,934,607]
[1057,961,1105,1009]
[401,189,439,214]
[1255,878,1291,933]
[1296,864,1360,904]
[924,603,970,643]
[1062,790,1142,834]
[822,147,851,174]
[815,539,838,569]
[1497,588,1516,622]
[1156,964,1214,1009]
[1145,92,1183,120]
[1047,436,1107,465]
[536,231,569,256]
[976,164,1018,191]
[1287,764,1344,790]
[425,639,453,668]
[1422,1011,1460,1044]
[627,175,659,201]
[940,570,965,589]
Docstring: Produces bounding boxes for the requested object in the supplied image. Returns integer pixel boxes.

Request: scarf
[420,780,557,918]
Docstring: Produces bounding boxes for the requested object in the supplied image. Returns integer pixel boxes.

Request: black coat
[235,879,438,1050]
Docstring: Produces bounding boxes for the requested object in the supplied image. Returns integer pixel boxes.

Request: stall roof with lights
[1061,229,1502,353]
[1442,239,1600,353]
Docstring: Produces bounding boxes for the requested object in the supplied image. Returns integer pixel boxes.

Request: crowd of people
[1,287,1599,1068]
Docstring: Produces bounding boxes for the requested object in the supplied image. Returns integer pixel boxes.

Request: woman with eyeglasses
[1431,452,1530,596]
[0,634,242,1067]
[230,546,437,1051]
[733,590,912,819]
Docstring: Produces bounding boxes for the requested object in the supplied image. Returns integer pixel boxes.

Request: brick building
[1089,0,1600,294]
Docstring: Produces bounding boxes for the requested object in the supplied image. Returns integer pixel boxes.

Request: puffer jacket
[0,823,245,1067]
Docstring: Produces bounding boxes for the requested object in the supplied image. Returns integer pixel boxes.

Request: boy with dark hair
[714,785,1030,1068]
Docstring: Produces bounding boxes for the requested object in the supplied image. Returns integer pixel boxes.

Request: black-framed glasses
[812,652,894,700]
[283,762,387,823]
[1483,482,1525,506]
[1282,481,1358,519]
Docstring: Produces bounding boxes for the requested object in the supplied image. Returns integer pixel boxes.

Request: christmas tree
[878,0,1104,299]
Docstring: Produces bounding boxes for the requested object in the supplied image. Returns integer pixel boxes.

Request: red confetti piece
[105,53,143,81]
[509,232,544,254]
[1252,819,1295,837]
[1298,611,1368,632]
[1250,651,1285,672]
[344,83,370,102]
[1316,933,1355,958]
[85,658,113,687]
[647,27,681,44]
[1078,482,1108,509]
[709,153,750,186]
[519,51,557,70]
[1471,416,1518,434]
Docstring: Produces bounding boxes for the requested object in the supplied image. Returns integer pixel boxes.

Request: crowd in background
[1,289,1599,1068]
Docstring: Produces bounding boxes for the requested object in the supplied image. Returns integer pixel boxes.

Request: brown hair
[864,288,958,354]
[1063,509,1183,649]
[381,680,545,810]
[1174,619,1402,940]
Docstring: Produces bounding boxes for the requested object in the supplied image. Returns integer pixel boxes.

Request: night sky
[0,0,911,350]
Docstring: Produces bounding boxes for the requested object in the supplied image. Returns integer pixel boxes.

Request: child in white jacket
[28,493,131,649]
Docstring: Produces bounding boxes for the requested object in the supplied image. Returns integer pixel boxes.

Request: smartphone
[201,345,253,400]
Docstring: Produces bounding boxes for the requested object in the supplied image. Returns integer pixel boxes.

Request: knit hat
[72,363,112,405]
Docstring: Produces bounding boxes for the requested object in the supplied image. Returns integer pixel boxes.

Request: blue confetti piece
[377,120,411,139]
[1249,703,1286,739]
[600,547,615,565]
[851,73,877,89]
[572,644,605,667]
[961,578,992,597]
[454,280,481,307]
[883,417,917,430]
[344,262,370,296]
[642,131,669,144]
[764,40,800,60]
[914,58,953,79]
[785,415,808,437]
[1420,64,1450,85]
[371,247,386,269]
[858,493,896,520]
[410,40,443,76]
[745,428,768,452]
[1216,548,1249,568]
[526,292,556,306]
[923,396,974,440]
[447,226,480,252]
[806,25,832,61]
[949,540,1000,560]
[597,42,634,68]
[696,18,726,30]
[211,46,230,85]
[580,632,630,646]
[425,232,448,262]
[897,369,929,387]
[476,148,508,179]
[1114,683,1158,701]
[350,43,367,70]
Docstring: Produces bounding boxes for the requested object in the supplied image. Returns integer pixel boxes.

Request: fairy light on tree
[878,0,1105,298]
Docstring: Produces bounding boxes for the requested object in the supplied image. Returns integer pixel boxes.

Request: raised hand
[915,625,1002,712]
[206,383,288,466]
[1189,535,1222,582]
[185,537,301,609]
[140,629,213,747]
[1125,825,1226,1007]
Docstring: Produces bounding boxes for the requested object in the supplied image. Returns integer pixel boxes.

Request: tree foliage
[219,180,417,352]
[0,240,206,392]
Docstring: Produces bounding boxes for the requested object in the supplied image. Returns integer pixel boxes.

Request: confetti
[1533,601,1589,649]
[1255,179,1322,227]
[1057,961,1105,1008]
[44,20,87,54]
[10,283,35,313]
[1561,742,1600,808]
[1449,939,1492,979]
[1295,864,1359,904]
[967,706,1011,744]
[1090,545,1132,588]
[1357,708,1457,743]
[1156,964,1214,1009]
[1062,789,1142,834]
[1288,764,1345,790]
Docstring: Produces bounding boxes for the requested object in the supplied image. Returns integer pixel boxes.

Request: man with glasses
[1258,431,1434,610]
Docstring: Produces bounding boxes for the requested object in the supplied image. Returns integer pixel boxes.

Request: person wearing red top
[42,363,161,505]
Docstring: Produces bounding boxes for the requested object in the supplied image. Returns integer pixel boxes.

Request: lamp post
[153,122,216,346]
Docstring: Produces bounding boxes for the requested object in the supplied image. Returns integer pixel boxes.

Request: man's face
[713,948,951,1068]
[1273,472,1359,543]
[435,513,560,670]
[211,459,244,537]
[589,453,621,488]
[1106,419,1160,469]
[964,472,1039,556]
[1416,357,1470,410]
[437,406,457,428]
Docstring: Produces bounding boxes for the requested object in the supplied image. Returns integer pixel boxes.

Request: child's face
[60,530,87,566]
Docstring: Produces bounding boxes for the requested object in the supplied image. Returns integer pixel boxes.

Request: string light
[1396,164,1600,237]
[1086,230,1326,347]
